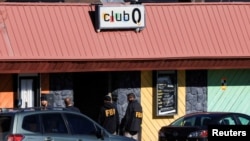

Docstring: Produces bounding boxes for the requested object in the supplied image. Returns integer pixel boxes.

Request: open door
[18,74,40,108]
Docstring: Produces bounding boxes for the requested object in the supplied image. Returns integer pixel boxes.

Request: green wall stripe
[208,69,250,115]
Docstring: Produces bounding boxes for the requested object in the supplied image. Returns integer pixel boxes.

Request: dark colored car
[158,112,250,141]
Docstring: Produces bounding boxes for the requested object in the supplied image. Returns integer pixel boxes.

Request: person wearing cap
[97,95,119,135]
[121,93,143,141]
[41,96,49,110]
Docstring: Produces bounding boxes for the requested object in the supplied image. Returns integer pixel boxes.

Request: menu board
[156,71,177,116]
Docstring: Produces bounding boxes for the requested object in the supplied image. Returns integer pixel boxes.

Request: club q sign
[95,4,145,32]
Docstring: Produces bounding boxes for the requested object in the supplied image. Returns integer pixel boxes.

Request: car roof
[0,107,80,115]
[183,111,249,118]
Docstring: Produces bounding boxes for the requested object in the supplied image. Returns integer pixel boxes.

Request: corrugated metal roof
[0,2,249,61]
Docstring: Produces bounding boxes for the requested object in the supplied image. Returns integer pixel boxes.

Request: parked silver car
[0,107,135,141]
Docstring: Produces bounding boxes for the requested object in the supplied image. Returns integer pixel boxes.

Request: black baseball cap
[104,95,111,101]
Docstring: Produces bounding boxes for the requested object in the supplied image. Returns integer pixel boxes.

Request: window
[201,118,212,126]
[22,115,40,133]
[170,116,184,126]
[236,115,250,125]
[182,117,195,126]
[41,113,68,134]
[219,117,236,125]
[0,116,11,140]
[64,113,99,135]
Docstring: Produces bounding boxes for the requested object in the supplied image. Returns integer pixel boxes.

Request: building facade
[0,2,250,141]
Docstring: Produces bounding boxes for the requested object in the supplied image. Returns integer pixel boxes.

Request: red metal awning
[0,3,249,72]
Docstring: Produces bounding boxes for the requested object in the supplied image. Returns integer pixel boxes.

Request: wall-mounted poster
[156,71,177,116]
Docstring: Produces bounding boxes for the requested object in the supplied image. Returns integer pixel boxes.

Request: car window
[170,117,184,126]
[0,116,12,140]
[170,116,197,126]
[64,113,100,135]
[41,113,68,134]
[201,117,212,126]
[236,115,250,125]
[219,116,236,125]
[22,115,40,133]
[65,113,97,134]
[182,117,196,126]
[171,114,215,127]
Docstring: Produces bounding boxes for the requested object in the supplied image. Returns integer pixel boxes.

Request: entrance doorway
[50,71,140,122]
[73,72,109,121]
[18,74,39,108]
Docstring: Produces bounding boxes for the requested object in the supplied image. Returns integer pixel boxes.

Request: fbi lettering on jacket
[105,109,115,117]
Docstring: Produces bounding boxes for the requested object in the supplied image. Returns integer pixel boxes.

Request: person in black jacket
[98,95,119,135]
[122,93,143,141]
[64,97,80,112]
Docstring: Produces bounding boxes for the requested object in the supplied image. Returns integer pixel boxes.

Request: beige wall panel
[177,70,186,116]
[141,71,186,141]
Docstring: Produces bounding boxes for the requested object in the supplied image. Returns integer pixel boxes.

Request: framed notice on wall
[156,71,177,116]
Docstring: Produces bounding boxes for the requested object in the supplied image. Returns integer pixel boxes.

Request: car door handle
[44,136,54,141]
